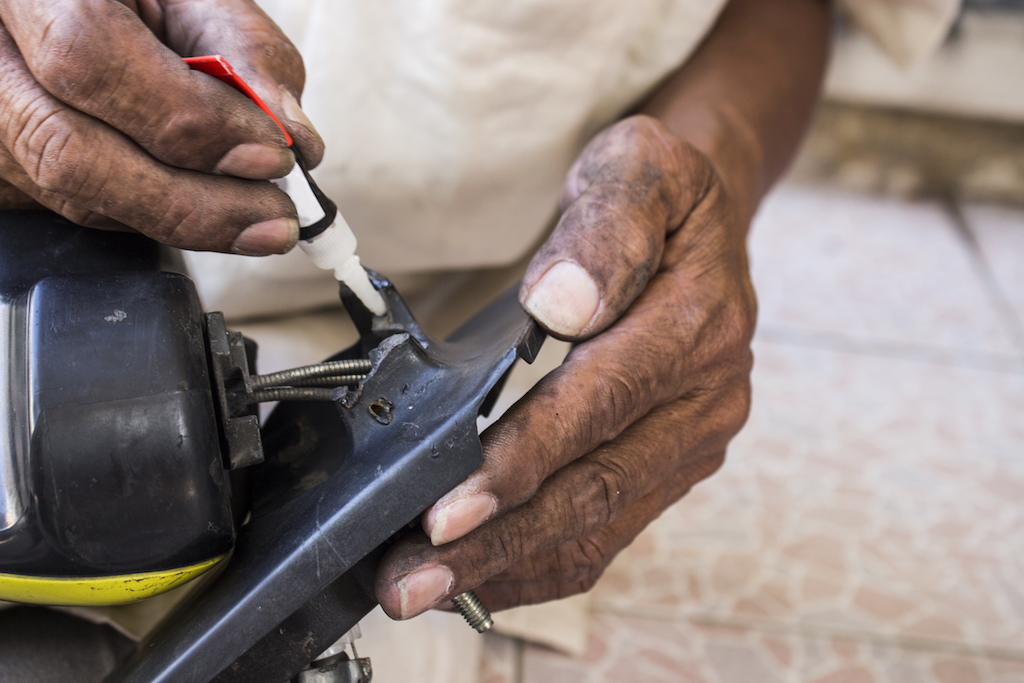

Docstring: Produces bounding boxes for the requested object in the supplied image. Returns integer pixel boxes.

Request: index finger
[0,0,295,178]
[159,0,326,169]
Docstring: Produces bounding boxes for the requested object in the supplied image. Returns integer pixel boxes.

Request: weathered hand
[375,115,757,618]
[0,0,323,254]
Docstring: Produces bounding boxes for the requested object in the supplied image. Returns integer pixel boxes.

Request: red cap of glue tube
[185,55,386,316]
[183,56,293,146]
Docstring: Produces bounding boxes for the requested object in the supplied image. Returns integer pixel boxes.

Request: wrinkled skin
[0,0,323,254]
[375,115,757,616]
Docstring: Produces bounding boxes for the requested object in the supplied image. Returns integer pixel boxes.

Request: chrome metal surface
[294,654,371,683]
[250,360,372,389]
[0,298,27,533]
[452,590,494,633]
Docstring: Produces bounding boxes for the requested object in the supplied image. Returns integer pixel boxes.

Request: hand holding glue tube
[185,56,387,316]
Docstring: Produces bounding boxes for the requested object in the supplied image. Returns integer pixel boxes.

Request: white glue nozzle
[272,163,387,317]
[298,220,387,316]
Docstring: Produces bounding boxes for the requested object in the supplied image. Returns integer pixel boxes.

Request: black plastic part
[104,274,544,683]
[293,150,337,242]
[206,312,263,470]
[0,211,160,300]
[0,210,545,681]
[13,272,235,575]
[249,345,365,518]
[210,547,381,683]
[0,213,235,579]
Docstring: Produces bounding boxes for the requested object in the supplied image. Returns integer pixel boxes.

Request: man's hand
[0,0,324,255]
[375,116,757,617]
[373,0,828,619]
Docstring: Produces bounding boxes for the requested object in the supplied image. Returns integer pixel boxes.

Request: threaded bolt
[452,591,493,633]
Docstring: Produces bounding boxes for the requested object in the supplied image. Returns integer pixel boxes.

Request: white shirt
[185,0,960,319]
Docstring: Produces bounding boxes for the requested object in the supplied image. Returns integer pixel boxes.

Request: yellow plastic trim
[0,555,226,606]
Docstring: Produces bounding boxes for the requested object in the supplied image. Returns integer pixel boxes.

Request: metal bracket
[104,272,543,683]
[295,654,372,683]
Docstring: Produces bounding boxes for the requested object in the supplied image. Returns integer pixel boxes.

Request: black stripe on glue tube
[184,55,336,242]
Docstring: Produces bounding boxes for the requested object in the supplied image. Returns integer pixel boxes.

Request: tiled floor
[475,185,1024,683]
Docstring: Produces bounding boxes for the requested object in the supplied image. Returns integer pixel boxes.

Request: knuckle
[708,450,727,475]
[723,299,756,374]
[700,293,756,374]
[568,537,610,587]
[147,203,205,248]
[689,451,728,489]
[730,284,759,343]
[263,36,305,78]
[704,372,753,447]
[559,351,662,445]
[622,114,713,196]
[30,16,109,106]
[615,114,666,148]
[727,371,753,434]
[143,106,228,166]
[18,109,101,202]
[57,202,101,226]
[590,458,632,526]
[493,524,527,573]
[596,366,650,431]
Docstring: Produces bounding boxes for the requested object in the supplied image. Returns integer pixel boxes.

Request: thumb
[520,116,713,340]
[161,0,325,169]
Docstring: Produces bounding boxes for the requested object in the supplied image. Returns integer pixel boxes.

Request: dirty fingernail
[397,566,454,619]
[216,143,294,179]
[231,217,299,256]
[523,260,600,337]
[281,90,323,145]
[430,493,496,546]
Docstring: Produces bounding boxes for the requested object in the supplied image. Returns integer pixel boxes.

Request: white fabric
[184,0,961,320]
[185,0,729,318]
[839,0,961,68]
[262,0,728,272]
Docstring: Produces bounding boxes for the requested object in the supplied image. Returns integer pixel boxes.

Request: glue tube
[184,56,387,316]
[271,158,387,315]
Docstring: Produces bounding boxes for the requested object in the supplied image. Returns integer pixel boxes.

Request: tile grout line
[513,637,525,683]
[590,602,1024,663]
[943,197,1024,356]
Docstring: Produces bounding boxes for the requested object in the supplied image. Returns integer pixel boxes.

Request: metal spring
[451,591,493,633]
[250,360,373,389]
[283,374,366,388]
[250,387,337,403]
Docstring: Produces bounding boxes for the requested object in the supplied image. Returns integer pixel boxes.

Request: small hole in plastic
[369,398,393,425]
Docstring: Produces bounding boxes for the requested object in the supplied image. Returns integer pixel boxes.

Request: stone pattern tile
[590,341,1024,649]
[965,203,1024,328]
[512,185,1024,682]
[523,614,1024,683]
[359,607,484,683]
[479,633,520,683]
[749,187,1018,359]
